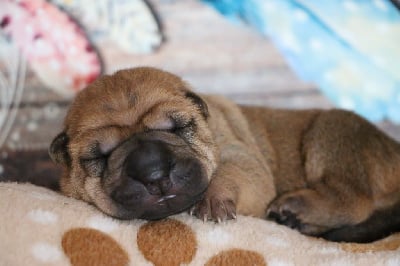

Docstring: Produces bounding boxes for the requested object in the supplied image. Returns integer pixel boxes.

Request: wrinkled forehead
[64,68,193,136]
[77,68,189,106]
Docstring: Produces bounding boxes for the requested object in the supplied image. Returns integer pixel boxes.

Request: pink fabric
[0,0,101,94]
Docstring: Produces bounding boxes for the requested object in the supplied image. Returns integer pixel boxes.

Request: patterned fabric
[203,0,400,123]
[1,182,400,265]
[50,0,163,54]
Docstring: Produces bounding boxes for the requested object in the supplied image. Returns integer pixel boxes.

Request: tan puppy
[50,67,400,242]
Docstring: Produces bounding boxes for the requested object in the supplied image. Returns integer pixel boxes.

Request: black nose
[124,140,173,194]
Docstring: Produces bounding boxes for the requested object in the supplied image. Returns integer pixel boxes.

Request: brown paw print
[137,219,197,266]
[205,248,266,266]
[62,228,129,266]
[59,218,268,266]
[57,214,400,266]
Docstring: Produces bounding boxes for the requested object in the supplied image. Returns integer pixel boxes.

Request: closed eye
[170,118,195,133]
[79,156,107,177]
[79,141,111,177]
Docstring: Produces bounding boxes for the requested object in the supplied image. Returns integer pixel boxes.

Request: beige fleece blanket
[0,182,399,266]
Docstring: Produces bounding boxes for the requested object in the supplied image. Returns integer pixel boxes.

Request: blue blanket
[203,0,400,123]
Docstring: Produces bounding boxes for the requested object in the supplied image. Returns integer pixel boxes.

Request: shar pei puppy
[50,67,400,243]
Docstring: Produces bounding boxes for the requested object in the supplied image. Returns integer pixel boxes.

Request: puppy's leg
[191,164,239,222]
[267,184,373,235]
[267,110,385,235]
[192,157,276,222]
[322,201,400,242]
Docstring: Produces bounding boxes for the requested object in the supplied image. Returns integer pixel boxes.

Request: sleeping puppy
[49,67,400,242]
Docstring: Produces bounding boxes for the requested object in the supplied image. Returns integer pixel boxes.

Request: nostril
[111,188,142,205]
[110,179,146,205]
[160,178,172,192]
[145,177,172,195]
[147,182,161,195]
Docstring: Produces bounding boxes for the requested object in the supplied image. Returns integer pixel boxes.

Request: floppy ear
[49,131,71,167]
[185,91,209,119]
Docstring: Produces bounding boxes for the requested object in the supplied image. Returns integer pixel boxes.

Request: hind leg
[267,110,379,235]
[267,183,373,235]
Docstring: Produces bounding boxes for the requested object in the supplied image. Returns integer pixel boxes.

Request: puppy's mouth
[107,181,207,220]
[96,136,209,220]
[157,194,177,203]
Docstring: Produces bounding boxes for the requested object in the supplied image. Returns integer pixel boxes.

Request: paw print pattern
[58,218,400,266]
[62,228,129,266]
[137,219,197,266]
[60,219,266,266]
[1,183,400,266]
[205,249,266,266]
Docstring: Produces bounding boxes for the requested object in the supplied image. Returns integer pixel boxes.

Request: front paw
[190,196,236,223]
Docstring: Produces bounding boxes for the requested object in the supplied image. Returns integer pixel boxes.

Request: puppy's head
[49,67,217,219]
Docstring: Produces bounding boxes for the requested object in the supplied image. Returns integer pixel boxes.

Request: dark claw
[267,209,301,230]
[190,197,237,222]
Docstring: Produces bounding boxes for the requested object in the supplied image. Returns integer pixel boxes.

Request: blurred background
[0,0,399,189]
